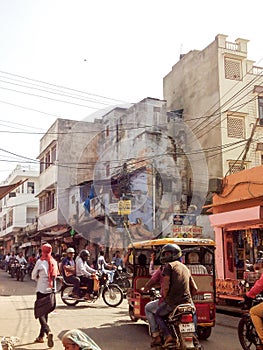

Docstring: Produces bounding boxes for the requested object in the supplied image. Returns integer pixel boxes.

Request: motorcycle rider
[140,262,165,347]
[97,250,115,283]
[16,251,27,265]
[75,250,96,299]
[112,250,123,268]
[245,270,263,350]
[153,244,198,348]
[61,247,80,299]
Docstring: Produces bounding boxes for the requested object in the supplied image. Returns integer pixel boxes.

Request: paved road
[0,269,244,350]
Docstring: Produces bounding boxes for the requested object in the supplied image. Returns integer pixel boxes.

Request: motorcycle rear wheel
[61,286,79,306]
[197,326,212,340]
[238,315,259,350]
[102,284,123,307]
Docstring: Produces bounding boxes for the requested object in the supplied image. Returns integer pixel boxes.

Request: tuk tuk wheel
[129,305,138,322]
[197,326,212,340]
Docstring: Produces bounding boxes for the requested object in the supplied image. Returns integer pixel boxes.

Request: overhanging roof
[0,179,28,200]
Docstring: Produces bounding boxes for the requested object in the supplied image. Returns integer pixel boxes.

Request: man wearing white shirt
[75,250,96,299]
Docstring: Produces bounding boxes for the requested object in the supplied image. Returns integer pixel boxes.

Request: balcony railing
[252,66,263,75]
[225,41,240,52]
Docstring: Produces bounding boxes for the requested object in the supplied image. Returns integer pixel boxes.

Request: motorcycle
[112,264,131,294]
[27,262,35,278]
[16,263,27,281]
[61,271,124,307]
[238,293,263,350]
[8,260,19,278]
[148,289,203,350]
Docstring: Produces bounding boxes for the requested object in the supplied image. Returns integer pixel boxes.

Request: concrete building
[67,97,203,254]
[0,165,39,255]
[164,34,263,237]
[35,117,102,251]
[164,34,263,181]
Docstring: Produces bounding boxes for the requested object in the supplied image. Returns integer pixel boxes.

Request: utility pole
[240,120,258,170]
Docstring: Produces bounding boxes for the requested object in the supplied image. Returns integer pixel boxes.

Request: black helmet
[79,249,90,260]
[160,244,182,263]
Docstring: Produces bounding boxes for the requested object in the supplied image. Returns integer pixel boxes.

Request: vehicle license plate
[179,322,195,333]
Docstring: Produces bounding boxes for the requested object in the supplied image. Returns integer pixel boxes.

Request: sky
[0,0,262,183]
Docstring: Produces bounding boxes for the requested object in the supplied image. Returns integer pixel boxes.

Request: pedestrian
[61,329,101,350]
[31,243,58,348]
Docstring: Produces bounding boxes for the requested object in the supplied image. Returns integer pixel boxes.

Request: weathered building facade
[164,34,263,236]
[0,165,39,255]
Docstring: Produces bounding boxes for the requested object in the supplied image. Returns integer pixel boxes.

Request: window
[258,97,263,126]
[106,125,110,137]
[51,145,57,163]
[227,115,245,138]
[106,163,110,177]
[27,181,35,194]
[39,191,55,214]
[45,152,51,170]
[7,209,13,227]
[228,160,246,174]
[40,157,45,173]
[224,57,242,81]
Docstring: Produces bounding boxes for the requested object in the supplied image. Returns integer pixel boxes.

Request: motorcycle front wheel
[102,284,123,307]
[61,286,79,306]
[20,271,25,282]
[238,315,259,350]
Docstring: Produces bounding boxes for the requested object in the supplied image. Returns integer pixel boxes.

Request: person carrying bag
[32,243,58,348]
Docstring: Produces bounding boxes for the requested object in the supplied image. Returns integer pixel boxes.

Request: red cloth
[40,243,58,288]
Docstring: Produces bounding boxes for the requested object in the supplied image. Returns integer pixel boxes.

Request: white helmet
[66,247,75,253]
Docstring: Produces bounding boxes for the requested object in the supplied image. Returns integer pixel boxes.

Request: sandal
[47,333,54,348]
[34,337,44,343]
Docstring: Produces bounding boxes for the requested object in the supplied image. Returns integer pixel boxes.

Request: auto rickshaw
[126,237,216,340]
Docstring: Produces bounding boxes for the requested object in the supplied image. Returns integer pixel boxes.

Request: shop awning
[19,242,32,248]
[0,179,28,199]
[209,205,263,229]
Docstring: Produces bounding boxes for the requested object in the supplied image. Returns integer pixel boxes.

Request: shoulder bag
[34,291,56,319]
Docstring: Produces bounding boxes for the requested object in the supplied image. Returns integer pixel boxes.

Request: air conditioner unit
[208,178,223,194]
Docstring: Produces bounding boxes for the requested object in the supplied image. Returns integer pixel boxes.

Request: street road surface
[0,269,243,349]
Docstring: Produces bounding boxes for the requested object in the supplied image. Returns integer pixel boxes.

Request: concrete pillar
[235,38,249,54]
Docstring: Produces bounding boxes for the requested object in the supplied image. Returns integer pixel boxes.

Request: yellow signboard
[118,200,131,215]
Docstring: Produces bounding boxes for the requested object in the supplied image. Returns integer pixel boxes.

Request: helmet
[79,249,90,260]
[160,244,182,264]
[66,247,75,254]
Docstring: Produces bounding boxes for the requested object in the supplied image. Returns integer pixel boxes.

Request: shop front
[207,166,263,303]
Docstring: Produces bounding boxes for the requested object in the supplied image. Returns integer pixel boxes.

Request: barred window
[228,161,246,174]
[227,116,245,138]
[225,58,242,81]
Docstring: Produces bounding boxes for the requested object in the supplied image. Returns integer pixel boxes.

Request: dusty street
[0,269,243,350]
